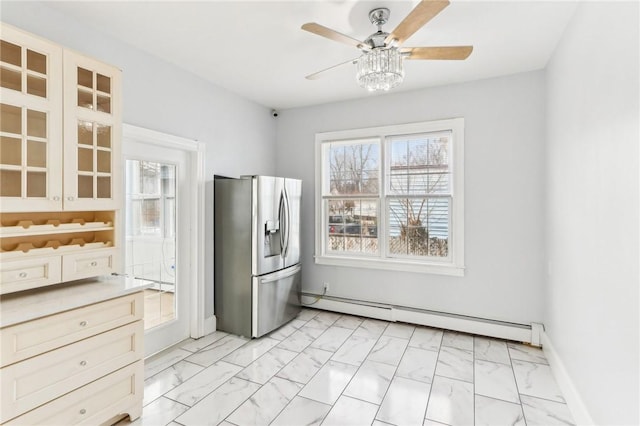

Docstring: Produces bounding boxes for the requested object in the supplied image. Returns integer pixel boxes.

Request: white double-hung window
[315,118,464,276]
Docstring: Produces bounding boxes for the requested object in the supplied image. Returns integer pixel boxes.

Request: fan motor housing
[364,31,390,49]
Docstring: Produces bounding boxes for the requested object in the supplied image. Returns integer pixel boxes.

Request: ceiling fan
[301,0,473,91]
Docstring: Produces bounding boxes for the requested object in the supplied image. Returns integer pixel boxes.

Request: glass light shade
[356,47,404,92]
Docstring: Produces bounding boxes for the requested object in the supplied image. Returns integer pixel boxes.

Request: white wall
[276,71,546,325]
[545,2,639,424]
[1,1,278,319]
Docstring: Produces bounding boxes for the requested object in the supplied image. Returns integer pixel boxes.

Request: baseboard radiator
[301,292,540,345]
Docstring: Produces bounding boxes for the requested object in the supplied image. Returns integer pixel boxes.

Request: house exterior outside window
[315,118,465,276]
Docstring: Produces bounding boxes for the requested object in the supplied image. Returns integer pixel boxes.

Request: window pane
[326,141,379,195]
[141,199,160,235]
[141,162,160,195]
[388,132,451,195]
[327,199,378,254]
[388,197,449,258]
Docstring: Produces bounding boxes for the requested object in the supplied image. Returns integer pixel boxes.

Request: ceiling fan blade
[403,46,473,60]
[302,23,368,50]
[385,0,450,46]
[305,58,358,80]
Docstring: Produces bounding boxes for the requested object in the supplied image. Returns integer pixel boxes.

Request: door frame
[122,124,206,343]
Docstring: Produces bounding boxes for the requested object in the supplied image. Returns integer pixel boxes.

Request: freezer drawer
[252,265,301,338]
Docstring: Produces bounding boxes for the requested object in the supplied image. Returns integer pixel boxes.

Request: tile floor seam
[262,335,351,423]
[506,339,529,426]
[399,329,430,423]
[220,322,318,425]
[256,376,306,425]
[220,377,270,425]
[423,334,443,424]
[300,358,359,405]
[234,359,310,425]
[359,365,396,422]
[366,321,395,424]
[472,337,477,426]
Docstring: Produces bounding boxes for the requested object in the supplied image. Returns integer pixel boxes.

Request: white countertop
[0,275,150,328]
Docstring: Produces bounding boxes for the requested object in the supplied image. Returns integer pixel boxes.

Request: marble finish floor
[118,308,575,426]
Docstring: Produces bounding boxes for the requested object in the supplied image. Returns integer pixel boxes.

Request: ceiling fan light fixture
[356,47,404,92]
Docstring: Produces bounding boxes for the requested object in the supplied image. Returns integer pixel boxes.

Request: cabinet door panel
[63,51,121,211]
[0,24,63,212]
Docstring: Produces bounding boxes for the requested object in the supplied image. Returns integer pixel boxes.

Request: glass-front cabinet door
[0,25,63,212]
[63,51,121,211]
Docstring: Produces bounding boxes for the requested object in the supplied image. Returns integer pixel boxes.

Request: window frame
[315,118,465,276]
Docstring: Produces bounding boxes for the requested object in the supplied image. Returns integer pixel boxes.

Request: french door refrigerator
[214,175,302,338]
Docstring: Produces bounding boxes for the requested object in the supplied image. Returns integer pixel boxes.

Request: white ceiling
[48,1,578,110]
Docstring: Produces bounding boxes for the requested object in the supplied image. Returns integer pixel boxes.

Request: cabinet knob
[90,261,98,267]
[19,272,27,278]
[80,360,87,366]
[52,196,60,201]
[79,320,88,327]
[79,409,86,415]
[67,196,74,201]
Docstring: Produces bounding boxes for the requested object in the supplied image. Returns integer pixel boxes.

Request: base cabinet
[0,291,144,425]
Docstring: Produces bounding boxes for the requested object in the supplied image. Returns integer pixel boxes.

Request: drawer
[0,321,143,422]
[6,360,143,426]
[62,248,118,282]
[1,292,143,367]
[0,256,62,295]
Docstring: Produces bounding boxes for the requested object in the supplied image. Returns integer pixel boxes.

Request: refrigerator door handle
[279,190,286,255]
[259,264,301,284]
[283,187,291,259]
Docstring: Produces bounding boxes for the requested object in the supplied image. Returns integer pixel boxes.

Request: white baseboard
[541,331,595,425]
[303,295,393,321]
[204,316,217,336]
[302,294,533,343]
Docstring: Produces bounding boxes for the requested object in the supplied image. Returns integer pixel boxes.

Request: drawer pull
[90,261,98,267]
[80,360,87,366]
[19,272,28,278]
[79,408,87,415]
[79,320,88,327]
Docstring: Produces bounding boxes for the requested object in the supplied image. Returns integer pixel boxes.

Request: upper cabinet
[0,24,121,212]
[0,24,122,294]
[63,52,121,211]
[0,26,63,212]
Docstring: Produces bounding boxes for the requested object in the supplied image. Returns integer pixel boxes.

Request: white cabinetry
[0,288,144,425]
[0,24,63,211]
[0,23,121,294]
[62,50,121,211]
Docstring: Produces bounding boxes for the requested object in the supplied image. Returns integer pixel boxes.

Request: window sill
[315,255,465,277]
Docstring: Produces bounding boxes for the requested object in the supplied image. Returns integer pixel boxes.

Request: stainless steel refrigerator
[214,175,302,338]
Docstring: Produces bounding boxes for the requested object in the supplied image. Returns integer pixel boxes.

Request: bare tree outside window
[388,133,451,258]
[326,142,379,254]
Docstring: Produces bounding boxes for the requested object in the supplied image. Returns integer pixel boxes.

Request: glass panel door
[123,127,191,357]
[125,160,176,330]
